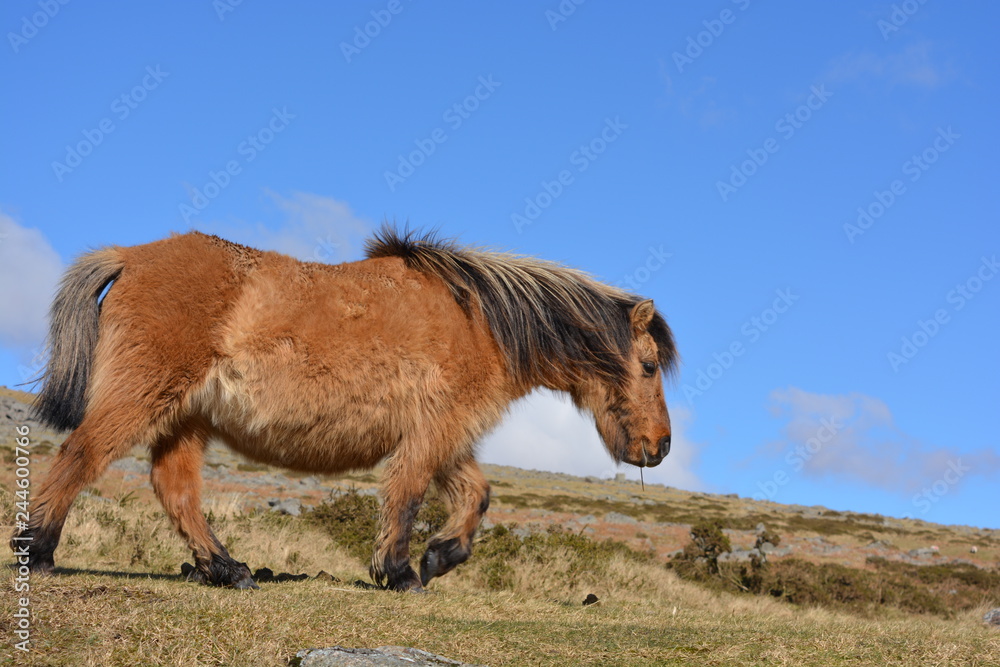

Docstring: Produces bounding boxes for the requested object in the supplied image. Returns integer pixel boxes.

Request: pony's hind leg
[10,415,144,573]
[419,456,491,587]
[150,420,257,589]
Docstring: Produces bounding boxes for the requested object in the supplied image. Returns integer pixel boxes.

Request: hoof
[11,530,56,574]
[419,537,468,586]
[181,560,259,589]
[386,577,424,593]
[233,575,260,590]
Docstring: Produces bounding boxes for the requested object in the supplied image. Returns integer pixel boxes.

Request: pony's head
[364,228,680,468]
[569,299,675,468]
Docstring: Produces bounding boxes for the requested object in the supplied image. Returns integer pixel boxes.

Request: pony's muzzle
[640,435,671,468]
[658,434,671,459]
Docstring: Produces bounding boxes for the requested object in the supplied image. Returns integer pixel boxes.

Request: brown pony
[12,228,677,591]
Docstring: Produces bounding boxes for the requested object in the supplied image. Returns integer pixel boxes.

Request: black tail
[32,248,125,431]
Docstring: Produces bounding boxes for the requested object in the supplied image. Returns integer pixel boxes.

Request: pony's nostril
[658,435,671,458]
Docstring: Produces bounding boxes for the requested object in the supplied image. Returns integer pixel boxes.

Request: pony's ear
[629,299,655,334]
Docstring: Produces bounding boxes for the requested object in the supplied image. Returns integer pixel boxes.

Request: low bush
[669,519,1000,618]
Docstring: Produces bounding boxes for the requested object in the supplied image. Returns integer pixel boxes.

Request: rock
[759,542,776,554]
[755,523,766,536]
[293,645,485,666]
[511,526,531,539]
[614,473,626,483]
[717,548,761,563]
[908,548,937,558]
[109,456,152,475]
[867,540,894,550]
[603,512,637,524]
[984,609,1000,627]
[269,498,302,516]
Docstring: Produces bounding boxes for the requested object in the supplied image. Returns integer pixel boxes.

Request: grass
[3,490,999,666]
[2,395,998,665]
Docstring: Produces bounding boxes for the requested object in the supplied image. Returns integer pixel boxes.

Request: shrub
[669,520,1000,618]
[306,488,449,562]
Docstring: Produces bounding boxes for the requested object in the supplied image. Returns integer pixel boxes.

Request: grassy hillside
[1,388,998,665]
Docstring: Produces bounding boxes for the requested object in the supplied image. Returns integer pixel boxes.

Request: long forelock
[364,227,679,387]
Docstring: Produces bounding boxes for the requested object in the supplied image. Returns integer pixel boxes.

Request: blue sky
[2,1,997,529]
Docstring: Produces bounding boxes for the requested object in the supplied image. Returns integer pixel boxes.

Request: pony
[12,228,677,591]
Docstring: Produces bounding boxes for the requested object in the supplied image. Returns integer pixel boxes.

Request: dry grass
[3,491,999,666]
[2,391,997,666]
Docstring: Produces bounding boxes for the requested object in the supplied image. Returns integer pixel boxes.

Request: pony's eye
[641,362,656,376]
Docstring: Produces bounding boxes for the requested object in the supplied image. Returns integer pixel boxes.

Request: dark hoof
[181,561,208,584]
[420,549,441,586]
[11,530,56,574]
[181,559,258,589]
[419,538,468,586]
[24,560,54,576]
[386,578,424,593]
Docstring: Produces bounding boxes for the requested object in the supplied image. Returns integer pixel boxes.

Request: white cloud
[657,65,738,129]
[199,190,371,262]
[0,212,63,349]
[759,387,1000,495]
[825,41,953,89]
[478,388,706,491]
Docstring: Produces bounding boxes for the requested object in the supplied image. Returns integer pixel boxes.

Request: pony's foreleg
[370,451,437,592]
[150,421,257,589]
[10,417,137,572]
[420,456,490,586]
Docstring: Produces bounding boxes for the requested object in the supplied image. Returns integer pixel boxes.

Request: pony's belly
[191,363,396,474]
[211,422,390,474]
